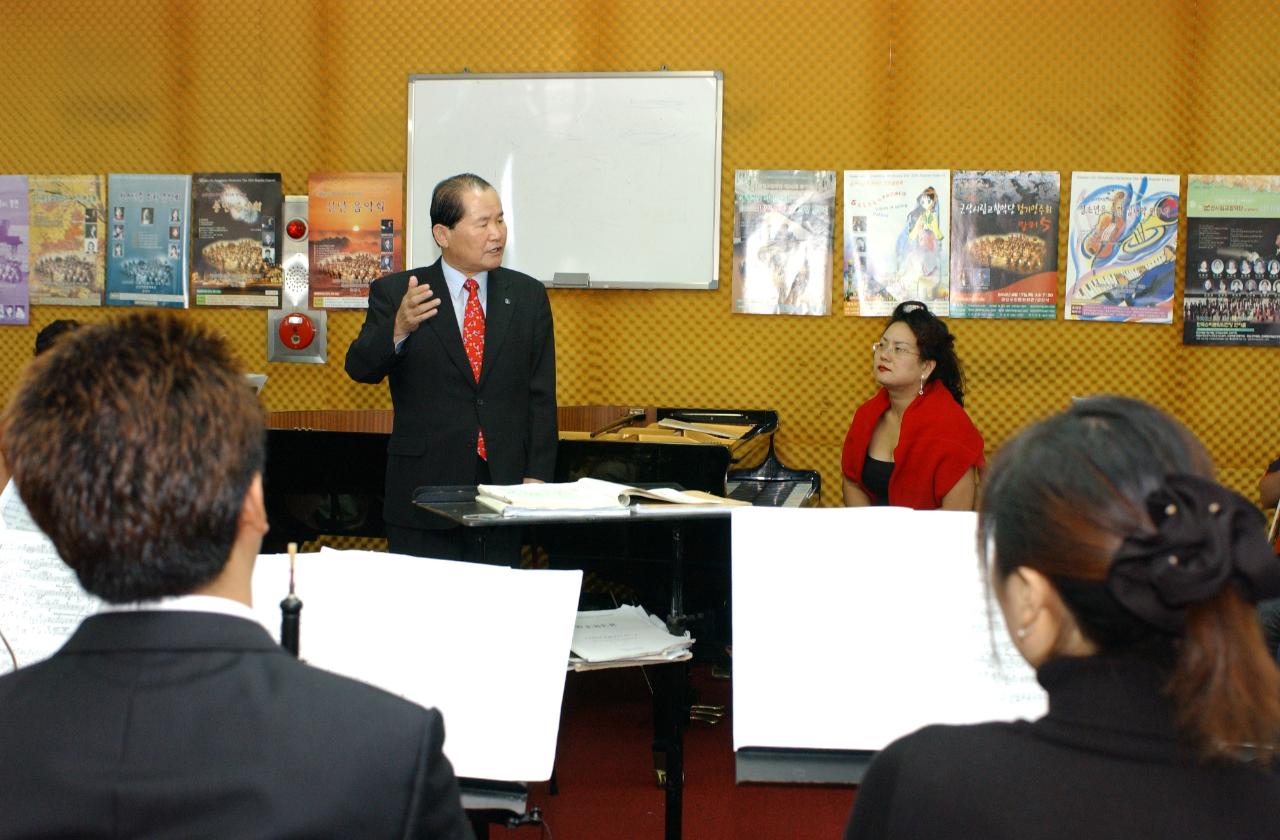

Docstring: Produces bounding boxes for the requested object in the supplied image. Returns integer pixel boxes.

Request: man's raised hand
[393,275,441,344]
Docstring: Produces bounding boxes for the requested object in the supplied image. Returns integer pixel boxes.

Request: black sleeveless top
[861,455,894,505]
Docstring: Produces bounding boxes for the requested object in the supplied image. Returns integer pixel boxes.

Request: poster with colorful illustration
[27,175,105,307]
[842,170,950,317]
[105,174,192,309]
[1182,175,1280,346]
[308,172,404,309]
[949,171,1059,319]
[1064,172,1179,323]
[190,173,283,308]
[732,170,835,316]
[0,175,31,325]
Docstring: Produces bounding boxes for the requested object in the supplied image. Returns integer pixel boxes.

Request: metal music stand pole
[280,542,303,658]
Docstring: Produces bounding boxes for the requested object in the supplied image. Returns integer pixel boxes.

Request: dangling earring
[918,375,925,396]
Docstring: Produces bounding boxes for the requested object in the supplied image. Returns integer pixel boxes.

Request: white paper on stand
[570,604,693,663]
[0,479,41,534]
[252,550,582,783]
[731,507,1046,755]
[0,521,102,675]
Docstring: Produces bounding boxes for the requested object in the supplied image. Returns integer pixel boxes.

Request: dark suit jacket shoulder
[346,260,557,528]
[0,611,472,839]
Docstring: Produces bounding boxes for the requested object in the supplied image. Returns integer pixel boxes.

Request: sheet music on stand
[0,480,104,675]
[569,605,693,671]
[1,500,583,784]
[251,548,582,782]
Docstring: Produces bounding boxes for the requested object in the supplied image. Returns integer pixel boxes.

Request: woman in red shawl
[841,300,984,510]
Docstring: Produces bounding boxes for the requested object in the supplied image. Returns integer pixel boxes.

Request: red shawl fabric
[840,380,985,510]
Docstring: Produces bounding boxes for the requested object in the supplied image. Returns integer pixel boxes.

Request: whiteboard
[407,72,722,289]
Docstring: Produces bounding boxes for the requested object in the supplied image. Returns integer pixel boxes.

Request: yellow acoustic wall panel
[0,0,1277,507]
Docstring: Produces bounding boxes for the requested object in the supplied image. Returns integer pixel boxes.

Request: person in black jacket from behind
[846,395,1280,840]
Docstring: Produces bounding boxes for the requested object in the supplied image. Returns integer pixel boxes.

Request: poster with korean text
[105,173,191,308]
[843,170,950,317]
[1183,174,1280,346]
[1064,172,1178,323]
[27,175,105,307]
[308,172,403,309]
[732,170,835,316]
[0,175,31,325]
[949,171,1059,319]
[190,173,283,308]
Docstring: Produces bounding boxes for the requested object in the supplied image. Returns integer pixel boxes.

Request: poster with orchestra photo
[27,175,105,307]
[307,172,404,310]
[0,175,31,325]
[105,173,191,309]
[190,173,283,309]
[949,170,1059,319]
[1064,171,1179,324]
[1183,174,1280,347]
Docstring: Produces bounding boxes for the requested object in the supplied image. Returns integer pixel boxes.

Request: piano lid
[556,406,781,496]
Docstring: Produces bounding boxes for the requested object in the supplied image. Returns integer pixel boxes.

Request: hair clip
[1107,474,1280,633]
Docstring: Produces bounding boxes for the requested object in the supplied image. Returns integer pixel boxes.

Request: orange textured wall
[1,0,1277,504]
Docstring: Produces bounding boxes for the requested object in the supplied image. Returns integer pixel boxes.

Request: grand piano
[263,405,819,554]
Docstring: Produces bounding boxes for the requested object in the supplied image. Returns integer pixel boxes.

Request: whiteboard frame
[406,71,723,290]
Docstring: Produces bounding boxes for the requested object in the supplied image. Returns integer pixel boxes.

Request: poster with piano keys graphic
[1064,172,1179,323]
[1182,175,1280,346]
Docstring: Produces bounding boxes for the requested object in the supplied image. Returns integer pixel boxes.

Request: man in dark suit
[0,313,472,839]
[346,173,557,561]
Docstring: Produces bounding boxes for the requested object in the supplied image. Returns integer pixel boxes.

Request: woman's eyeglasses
[871,339,918,357]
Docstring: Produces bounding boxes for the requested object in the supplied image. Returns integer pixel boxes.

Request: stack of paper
[568,605,694,671]
[476,477,744,518]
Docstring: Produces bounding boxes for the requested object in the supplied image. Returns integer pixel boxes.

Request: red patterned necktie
[462,277,487,459]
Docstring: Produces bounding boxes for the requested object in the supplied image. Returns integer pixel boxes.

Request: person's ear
[920,358,937,380]
[1002,566,1061,668]
[432,223,450,250]
[1004,566,1050,627]
[239,473,268,538]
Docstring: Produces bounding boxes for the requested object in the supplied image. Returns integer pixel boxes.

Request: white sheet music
[252,549,582,782]
[731,507,1046,754]
[0,528,102,675]
[0,479,40,533]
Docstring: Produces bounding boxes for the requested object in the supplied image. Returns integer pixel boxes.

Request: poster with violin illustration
[949,170,1059,319]
[1064,171,1179,323]
[842,169,950,317]
[1182,175,1280,347]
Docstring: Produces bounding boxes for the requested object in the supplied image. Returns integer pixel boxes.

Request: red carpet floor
[500,663,855,840]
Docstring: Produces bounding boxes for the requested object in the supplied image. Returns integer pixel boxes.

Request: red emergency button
[279,312,316,349]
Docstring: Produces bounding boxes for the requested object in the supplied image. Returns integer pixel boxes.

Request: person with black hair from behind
[0,313,472,838]
[845,396,1280,840]
[841,300,984,509]
[0,319,83,488]
[33,318,80,356]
